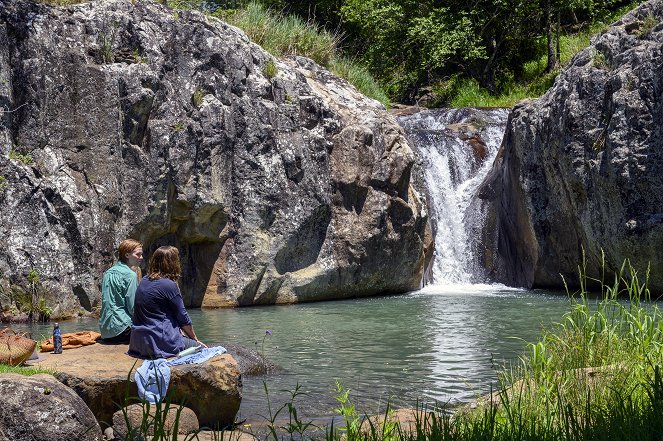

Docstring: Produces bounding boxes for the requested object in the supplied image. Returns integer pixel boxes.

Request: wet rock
[224,343,283,376]
[477,0,663,290]
[0,0,429,310]
[0,373,103,441]
[28,343,241,428]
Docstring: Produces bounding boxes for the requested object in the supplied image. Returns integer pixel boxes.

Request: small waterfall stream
[398,108,509,285]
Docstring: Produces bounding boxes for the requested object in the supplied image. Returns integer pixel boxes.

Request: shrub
[192,89,206,107]
[637,13,658,38]
[9,149,33,165]
[262,59,278,79]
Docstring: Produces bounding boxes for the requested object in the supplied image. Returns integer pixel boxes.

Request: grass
[9,149,33,165]
[235,254,662,441]
[0,364,52,376]
[450,2,642,108]
[262,59,278,79]
[212,2,390,107]
[214,2,338,67]
[36,0,85,4]
[4,254,655,441]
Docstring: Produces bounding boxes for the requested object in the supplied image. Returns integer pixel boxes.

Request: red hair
[117,239,142,264]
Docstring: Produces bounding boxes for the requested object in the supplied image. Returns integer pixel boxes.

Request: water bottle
[53,323,62,354]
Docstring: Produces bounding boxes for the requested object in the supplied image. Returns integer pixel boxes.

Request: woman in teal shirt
[99,239,143,343]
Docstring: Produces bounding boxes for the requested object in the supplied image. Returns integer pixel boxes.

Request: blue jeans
[181,335,200,349]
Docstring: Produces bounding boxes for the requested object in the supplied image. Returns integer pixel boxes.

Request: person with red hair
[99,239,143,343]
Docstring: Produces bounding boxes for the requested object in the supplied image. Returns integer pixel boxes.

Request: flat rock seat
[28,343,242,428]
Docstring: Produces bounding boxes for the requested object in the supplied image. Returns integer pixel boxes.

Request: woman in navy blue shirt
[129,246,206,359]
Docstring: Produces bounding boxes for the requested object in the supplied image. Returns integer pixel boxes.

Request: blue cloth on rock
[135,359,171,404]
[166,345,227,366]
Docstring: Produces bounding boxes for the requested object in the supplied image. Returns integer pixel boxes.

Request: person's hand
[196,340,208,348]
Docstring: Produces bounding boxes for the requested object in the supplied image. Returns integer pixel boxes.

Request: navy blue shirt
[129,277,192,359]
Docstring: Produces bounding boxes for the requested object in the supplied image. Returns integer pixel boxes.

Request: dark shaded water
[15,284,574,422]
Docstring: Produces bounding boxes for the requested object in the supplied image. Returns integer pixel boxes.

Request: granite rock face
[0,373,103,441]
[0,0,429,311]
[477,0,663,290]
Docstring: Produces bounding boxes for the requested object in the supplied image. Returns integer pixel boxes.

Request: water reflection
[13,286,573,421]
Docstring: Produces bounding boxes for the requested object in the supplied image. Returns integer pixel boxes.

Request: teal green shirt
[99,262,138,339]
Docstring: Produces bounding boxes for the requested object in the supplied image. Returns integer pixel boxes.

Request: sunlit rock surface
[478,0,663,291]
[0,0,429,311]
[30,343,241,427]
[0,373,103,440]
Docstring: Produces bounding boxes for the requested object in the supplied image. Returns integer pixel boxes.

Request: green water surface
[16,284,574,422]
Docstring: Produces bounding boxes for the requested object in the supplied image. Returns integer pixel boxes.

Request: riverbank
[241,259,663,441]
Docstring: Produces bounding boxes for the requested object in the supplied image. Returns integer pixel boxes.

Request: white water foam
[399,108,509,285]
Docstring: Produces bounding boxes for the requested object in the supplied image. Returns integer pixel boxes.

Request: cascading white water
[398,108,509,285]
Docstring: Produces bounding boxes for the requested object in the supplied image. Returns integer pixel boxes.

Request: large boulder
[29,343,242,428]
[0,373,103,441]
[477,0,663,290]
[0,0,429,313]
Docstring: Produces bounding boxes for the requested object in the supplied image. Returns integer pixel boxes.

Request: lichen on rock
[477,0,663,291]
[0,0,430,311]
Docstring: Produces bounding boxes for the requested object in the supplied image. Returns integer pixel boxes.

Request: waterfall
[398,108,509,285]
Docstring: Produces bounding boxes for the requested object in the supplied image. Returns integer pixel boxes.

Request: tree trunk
[556,9,561,65]
[545,0,557,73]
[480,38,500,93]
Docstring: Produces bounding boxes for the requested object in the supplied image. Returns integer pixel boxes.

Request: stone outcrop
[477,0,663,290]
[29,343,242,428]
[0,373,103,441]
[0,0,430,313]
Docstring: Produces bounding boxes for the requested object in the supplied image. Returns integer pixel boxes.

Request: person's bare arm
[180,324,208,348]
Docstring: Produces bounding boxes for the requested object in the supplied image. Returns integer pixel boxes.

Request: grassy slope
[211,2,390,107]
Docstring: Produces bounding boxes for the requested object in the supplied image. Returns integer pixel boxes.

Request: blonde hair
[147,246,181,281]
[118,239,142,264]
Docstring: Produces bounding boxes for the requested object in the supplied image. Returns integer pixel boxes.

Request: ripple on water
[11,287,578,420]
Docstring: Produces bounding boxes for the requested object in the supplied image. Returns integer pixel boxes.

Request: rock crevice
[478,0,663,291]
[0,0,430,311]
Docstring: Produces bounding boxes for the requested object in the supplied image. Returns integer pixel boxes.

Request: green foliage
[192,88,206,107]
[9,149,33,165]
[333,381,361,437]
[116,364,201,441]
[212,2,389,105]
[132,48,148,64]
[328,58,389,107]
[259,381,316,440]
[0,365,53,376]
[98,31,115,64]
[637,13,658,38]
[592,48,611,70]
[0,175,7,191]
[262,59,278,79]
[247,0,644,103]
[447,5,636,108]
[12,269,53,322]
[215,2,339,66]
